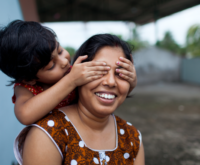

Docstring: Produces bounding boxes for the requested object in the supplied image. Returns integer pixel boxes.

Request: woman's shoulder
[114,115,142,157]
[35,109,67,126]
[34,109,70,141]
[34,109,70,158]
[14,109,70,164]
[114,115,141,134]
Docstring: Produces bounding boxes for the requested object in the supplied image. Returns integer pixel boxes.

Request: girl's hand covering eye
[116,56,137,94]
[69,55,110,87]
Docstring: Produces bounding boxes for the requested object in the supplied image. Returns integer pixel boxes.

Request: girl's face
[78,46,130,118]
[36,43,71,86]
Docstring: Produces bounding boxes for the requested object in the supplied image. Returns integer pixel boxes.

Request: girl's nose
[60,56,69,68]
[102,71,117,88]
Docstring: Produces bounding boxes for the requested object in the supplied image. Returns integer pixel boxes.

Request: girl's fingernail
[107,67,110,69]
[116,69,119,72]
[120,57,123,60]
[120,73,123,76]
[103,62,106,65]
[117,61,120,64]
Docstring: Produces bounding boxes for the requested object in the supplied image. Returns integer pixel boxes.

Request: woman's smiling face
[78,46,130,118]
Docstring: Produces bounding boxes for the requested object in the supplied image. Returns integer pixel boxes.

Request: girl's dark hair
[72,34,133,64]
[0,20,57,85]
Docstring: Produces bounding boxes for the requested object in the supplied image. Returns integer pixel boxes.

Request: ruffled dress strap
[12,83,44,103]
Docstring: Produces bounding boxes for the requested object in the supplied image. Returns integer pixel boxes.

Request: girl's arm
[23,127,62,165]
[15,56,110,125]
[14,76,76,125]
[134,142,145,165]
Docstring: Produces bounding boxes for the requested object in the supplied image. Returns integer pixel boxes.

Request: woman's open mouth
[95,93,116,99]
[95,92,117,104]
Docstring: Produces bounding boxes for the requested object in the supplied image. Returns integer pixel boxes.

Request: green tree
[156,31,186,56]
[111,27,148,51]
[64,46,76,58]
[127,27,147,51]
[186,24,200,57]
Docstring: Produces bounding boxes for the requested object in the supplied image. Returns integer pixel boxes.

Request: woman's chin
[91,105,117,118]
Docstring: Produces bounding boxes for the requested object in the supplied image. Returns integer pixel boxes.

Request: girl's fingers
[119,57,132,64]
[84,61,107,67]
[83,61,110,71]
[87,75,103,81]
[119,73,133,82]
[116,60,133,71]
[116,68,134,78]
[87,66,110,71]
[74,55,88,65]
[86,71,108,77]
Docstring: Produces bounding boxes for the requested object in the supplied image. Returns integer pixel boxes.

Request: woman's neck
[62,103,116,150]
[76,102,111,132]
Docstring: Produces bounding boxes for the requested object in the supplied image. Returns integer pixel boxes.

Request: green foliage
[156,31,186,56]
[115,34,123,40]
[127,28,148,51]
[127,39,147,51]
[64,46,76,58]
[157,25,200,57]
[111,27,148,52]
[186,24,200,57]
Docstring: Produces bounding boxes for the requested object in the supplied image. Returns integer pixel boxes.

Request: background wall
[181,58,200,85]
[133,46,181,84]
[0,1,24,165]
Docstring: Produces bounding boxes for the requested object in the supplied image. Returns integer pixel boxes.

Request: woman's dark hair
[72,34,133,64]
[72,34,133,101]
[0,20,57,85]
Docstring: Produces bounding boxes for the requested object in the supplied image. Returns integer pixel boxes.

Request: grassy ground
[114,84,200,165]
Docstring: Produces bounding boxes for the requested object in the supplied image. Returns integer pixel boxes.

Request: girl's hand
[69,55,110,87]
[115,56,137,94]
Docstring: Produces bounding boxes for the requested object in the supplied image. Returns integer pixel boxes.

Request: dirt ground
[114,83,200,165]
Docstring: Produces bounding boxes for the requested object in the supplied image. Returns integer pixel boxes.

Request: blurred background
[0,0,200,164]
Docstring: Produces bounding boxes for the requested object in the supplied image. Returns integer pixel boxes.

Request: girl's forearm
[15,75,76,125]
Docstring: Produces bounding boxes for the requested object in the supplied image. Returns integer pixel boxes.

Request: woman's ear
[22,79,37,86]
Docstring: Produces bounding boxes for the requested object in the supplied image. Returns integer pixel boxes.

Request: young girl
[0,20,137,126]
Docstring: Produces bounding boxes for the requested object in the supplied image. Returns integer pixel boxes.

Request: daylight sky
[43,4,200,49]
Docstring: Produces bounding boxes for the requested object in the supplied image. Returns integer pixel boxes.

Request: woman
[15,34,144,165]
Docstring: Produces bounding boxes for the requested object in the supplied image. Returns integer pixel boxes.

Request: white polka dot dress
[15,110,142,165]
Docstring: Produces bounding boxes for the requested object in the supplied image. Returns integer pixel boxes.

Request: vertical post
[19,0,39,22]
[154,8,159,44]
[154,20,158,43]
[83,21,88,40]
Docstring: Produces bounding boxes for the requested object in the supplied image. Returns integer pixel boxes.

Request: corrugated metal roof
[36,0,200,24]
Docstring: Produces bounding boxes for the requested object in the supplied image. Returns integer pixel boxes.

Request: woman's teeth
[95,93,115,99]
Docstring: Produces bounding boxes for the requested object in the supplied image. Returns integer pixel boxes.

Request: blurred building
[133,46,200,85]
[133,46,181,84]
